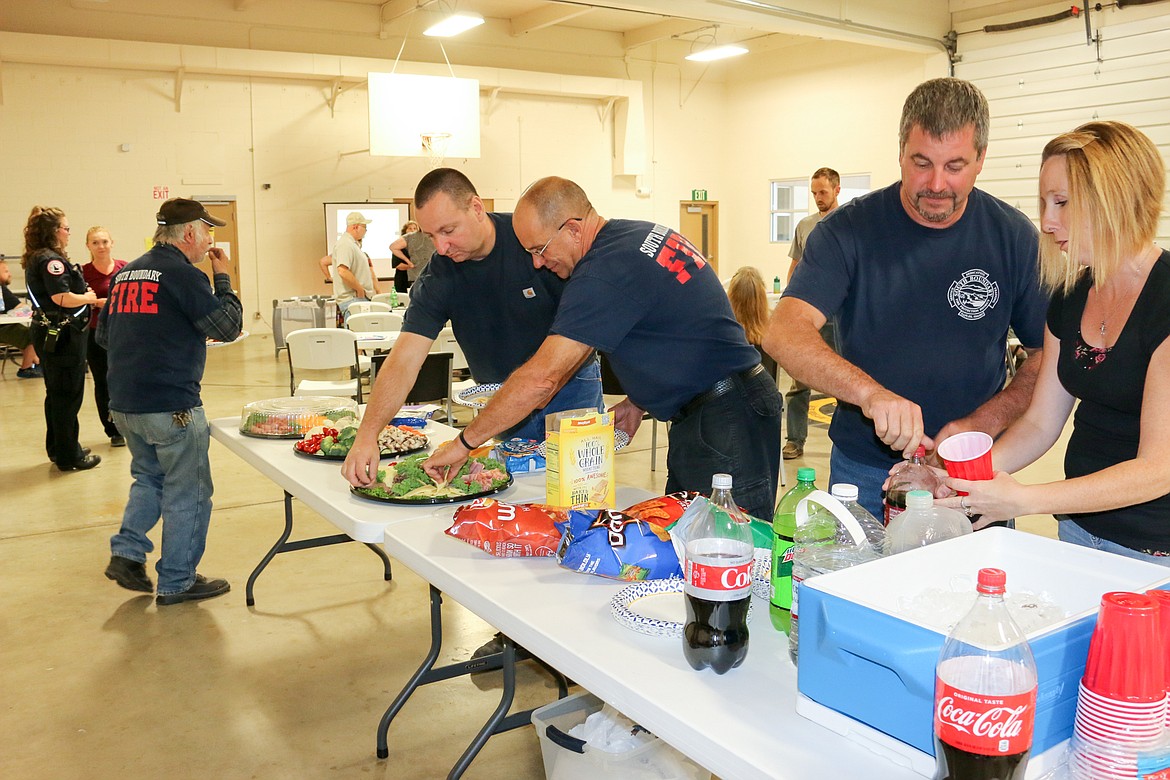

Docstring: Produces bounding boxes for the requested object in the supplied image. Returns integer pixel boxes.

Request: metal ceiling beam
[623,18,710,49]
[510,4,594,36]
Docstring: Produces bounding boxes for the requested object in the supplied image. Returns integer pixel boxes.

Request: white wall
[0,28,949,329]
[0,52,730,330]
[718,40,946,283]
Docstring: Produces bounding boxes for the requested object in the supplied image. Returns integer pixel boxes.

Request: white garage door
[953,4,1170,245]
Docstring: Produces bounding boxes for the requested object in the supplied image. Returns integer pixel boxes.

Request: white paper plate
[610,578,754,638]
[453,383,502,409]
[536,429,629,458]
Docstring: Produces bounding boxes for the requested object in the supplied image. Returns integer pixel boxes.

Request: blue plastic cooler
[796,528,1170,758]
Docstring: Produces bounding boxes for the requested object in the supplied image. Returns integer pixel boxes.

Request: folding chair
[346,300,392,316]
[285,327,363,403]
[346,311,404,334]
[372,351,454,423]
[371,292,409,309]
[600,353,660,471]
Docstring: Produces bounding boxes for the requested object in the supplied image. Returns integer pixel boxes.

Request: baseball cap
[346,212,373,226]
[156,198,226,227]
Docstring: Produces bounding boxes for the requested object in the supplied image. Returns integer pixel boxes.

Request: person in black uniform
[23,206,101,471]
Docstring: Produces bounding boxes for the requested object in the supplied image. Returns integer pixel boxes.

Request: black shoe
[156,575,231,606]
[49,447,92,465]
[110,435,127,447]
[58,453,101,471]
[105,556,153,593]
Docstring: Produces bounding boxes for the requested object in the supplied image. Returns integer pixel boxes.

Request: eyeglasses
[59,226,71,232]
[529,217,583,257]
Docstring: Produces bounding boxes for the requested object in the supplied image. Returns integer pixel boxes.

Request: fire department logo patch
[947,269,999,321]
[46,259,66,276]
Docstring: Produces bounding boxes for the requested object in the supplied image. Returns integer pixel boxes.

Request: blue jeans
[665,367,782,521]
[1059,517,1170,568]
[109,407,214,595]
[506,358,603,441]
[828,447,890,520]
[785,320,839,445]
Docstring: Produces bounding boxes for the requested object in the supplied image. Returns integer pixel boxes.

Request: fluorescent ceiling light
[685,43,749,62]
[424,12,485,37]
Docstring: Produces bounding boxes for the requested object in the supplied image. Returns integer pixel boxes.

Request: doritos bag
[554,508,681,581]
[446,498,567,558]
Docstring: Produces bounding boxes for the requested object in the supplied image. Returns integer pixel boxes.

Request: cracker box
[545,409,615,509]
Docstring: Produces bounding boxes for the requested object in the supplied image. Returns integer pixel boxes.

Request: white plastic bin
[531,691,710,780]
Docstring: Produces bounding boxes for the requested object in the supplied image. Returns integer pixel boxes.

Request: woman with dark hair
[82,226,127,447]
[23,206,100,471]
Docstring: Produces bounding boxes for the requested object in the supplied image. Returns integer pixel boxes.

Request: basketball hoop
[420,132,451,169]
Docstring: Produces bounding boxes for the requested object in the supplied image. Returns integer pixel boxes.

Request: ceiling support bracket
[174,67,185,112]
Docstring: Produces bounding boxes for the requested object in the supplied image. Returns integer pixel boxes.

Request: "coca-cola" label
[685,558,752,602]
[934,677,1036,756]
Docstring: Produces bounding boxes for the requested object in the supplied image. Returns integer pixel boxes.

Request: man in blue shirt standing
[98,198,243,605]
[765,78,1048,518]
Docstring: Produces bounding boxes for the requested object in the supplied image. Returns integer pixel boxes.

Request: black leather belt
[672,364,767,422]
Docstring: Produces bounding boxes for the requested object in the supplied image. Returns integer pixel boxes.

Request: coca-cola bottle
[885,445,942,525]
[933,568,1038,780]
[683,473,754,674]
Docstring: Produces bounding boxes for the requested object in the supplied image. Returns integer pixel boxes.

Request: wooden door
[194,200,240,293]
[678,201,719,276]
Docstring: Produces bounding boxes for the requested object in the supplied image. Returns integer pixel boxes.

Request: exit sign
[691,189,708,201]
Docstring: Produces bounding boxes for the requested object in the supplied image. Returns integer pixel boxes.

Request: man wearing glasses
[423,176,782,521]
[344,168,603,486]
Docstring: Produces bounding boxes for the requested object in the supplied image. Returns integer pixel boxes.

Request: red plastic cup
[1082,592,1165,703]
[936,431,993,495]
[1145,588,1170,724]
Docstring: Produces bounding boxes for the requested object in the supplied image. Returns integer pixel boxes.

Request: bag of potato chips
[554,508,681,581]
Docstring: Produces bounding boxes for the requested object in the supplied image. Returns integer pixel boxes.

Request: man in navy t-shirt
[764,78,1048,518]
[423,176,782,520]
[343,169,603,488]
[98,198,243,605]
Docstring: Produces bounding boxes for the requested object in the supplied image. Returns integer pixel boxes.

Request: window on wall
[770,174,872,242]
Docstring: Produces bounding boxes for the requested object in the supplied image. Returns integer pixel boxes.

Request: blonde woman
[82,226,127,446]
[727,266,777,378]
[938,121,1170,565]
[389,220,435,293]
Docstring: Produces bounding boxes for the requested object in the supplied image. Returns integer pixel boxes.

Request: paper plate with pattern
[536,429,629,459]
[610,578,754,638]
[453,383,502,409]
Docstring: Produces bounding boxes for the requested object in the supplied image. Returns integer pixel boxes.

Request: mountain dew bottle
[770,467,817,633]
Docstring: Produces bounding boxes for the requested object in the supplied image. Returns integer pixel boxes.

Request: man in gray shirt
[784,167,841,459]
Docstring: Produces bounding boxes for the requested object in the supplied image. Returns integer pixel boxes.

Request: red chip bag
[446,498,568,558]
[622,491,700,529]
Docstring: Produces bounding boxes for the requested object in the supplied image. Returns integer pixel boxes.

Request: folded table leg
[376,585,569,778]
[245,490,393,606]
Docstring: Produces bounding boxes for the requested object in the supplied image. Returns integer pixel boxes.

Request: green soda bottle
[390,287,399,308]
[770,467,817,633]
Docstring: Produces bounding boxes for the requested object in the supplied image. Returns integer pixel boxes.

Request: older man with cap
[332,211,380,316]
[97,198,243,605]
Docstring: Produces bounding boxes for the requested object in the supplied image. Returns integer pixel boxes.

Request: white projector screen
[323,202,411,280]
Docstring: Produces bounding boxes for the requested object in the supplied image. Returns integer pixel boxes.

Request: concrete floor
[0,332,1064,779]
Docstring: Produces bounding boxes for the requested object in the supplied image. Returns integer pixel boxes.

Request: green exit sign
[691,189,708,201]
